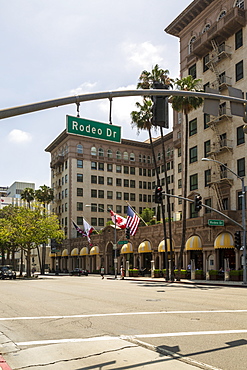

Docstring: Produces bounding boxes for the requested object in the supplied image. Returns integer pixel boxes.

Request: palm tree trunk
[178,113,189,280]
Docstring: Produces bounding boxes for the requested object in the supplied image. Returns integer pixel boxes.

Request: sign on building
[66,115,121,143]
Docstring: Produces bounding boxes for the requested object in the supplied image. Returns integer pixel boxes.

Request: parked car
[69,268,88,276]
[0,266,16,280]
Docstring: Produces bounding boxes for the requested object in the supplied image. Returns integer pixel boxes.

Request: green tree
[21,187,35,208]
[171,75,203,278]
[140,208,154,223]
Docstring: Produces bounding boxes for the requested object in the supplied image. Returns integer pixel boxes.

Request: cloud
[122,41,164,70]
[69,82,98,96]
[8,129,32,144]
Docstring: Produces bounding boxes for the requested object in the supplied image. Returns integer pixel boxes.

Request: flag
[83,219,94,243]
[72,220,85,236]
[126,206,140,236]
[109,210,127,229]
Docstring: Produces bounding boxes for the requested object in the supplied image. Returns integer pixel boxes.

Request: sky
[0,0,192,189]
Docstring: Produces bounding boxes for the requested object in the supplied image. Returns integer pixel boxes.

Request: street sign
[208,219,224,226]
[118,240,128,245]
[67,115,121,143]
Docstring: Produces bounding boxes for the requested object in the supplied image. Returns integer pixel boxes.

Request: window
[116,178,122,186]
[205,198,212,213]
[190,174,198,191]
[218,10,226,20]
[116,192,122,200]
[91,218,97,226]
[98,163,104,171]
[205,169,211,187]
[116,150,121,159]
[188,35,196,54]
[147,156,151,164]
[107,191,113,199]
[116,165,121,173]
[98,218,104,227]
[178,147,182,157]
[222,198,229,210]
[124,179,129,187]
[188,63,196,79]
[189,118,197,136]
[130,180,135,188]
[65,174,68,183]
[157,152,161,161]
[91,189,97,198]
[139,194,142,202]
[236,60,243,81]
[77,217,83,225]
[98,176,104,185]
[124,166,129,174]
[139,154,142,162]
[107,164,113,172]
[143,155,146,163]
[178,163,182,173]
[178,179,182,189]
[91,162,97,170]
[91,203,97,212]
[130,167,135,175]
[143,181,147,189]
[107,177,113,185]
[65,189,68,198]
[204,140,211,157]
[77,144,83,154]
[204,113,210,129]
[130,193,136,201]
[98,190,104,198]
[107,149,113,158]
[98,204,104,212]
[77,188,83,196]
[116,205,122,214]
[91,175,97,184]
[98,148,104,157]
[139,168,142,176]
[139,181,142,189]
[237,126,245,145]
[77,173,83,182]
[124,193,129,201]
[235,29,243,50]
[189,146,198,163]
[130,153,135,161]
[91,146,97,156]
[202,23,210,34]
[235,0,244,9]
[237,158,245,177]
[77,202,83,211]
[77,159,83,168]
[123,152,128,160]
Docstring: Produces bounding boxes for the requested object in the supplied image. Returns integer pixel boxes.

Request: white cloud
[122,41,164,70]
[70,82,98,96]
[8,129,32,144]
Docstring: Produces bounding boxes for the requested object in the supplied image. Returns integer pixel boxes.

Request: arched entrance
[158,239,175,270]
[138,241,152,275]
[185,235,203,269]
[214,232,235,269]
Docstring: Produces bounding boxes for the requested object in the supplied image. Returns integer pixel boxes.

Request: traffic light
[151,82,169,128]
[194,195,202,212]
[155,185,163,204]
[234,231,242,250]
[126,227,130,239]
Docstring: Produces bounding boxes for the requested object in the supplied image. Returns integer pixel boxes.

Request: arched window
[147,156,151,164]
[123,151,128,160]
[98,148,104,157]
[116,150,121,159]
[143,155,146,163]
[157,152,161,161]
[202,23,211,34]
[91,146,97,156]
[218,10,226,20]
[188,35,196,54]
[139,154,142,162]
[130,153,135,161]
[107,149,113,158]
[235,0,244,9]
[77,144,83,154]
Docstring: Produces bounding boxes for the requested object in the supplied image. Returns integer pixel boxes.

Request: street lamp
[202,157,246,284]
[85,204,117,279]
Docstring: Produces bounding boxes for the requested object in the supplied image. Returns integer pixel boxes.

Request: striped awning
[49,252,56,258]
[185,236,202,251]
[158,239,175,252]
[62,249,68,257]
[71,248,79,256]
[121,243,133,254]
[138,241,152,253]
[90,246,100,255]
[80,247,89,256]
[214,232,234,249]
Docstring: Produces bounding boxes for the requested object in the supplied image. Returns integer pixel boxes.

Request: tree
[171,75,203,279]
[132,64,174,280]
[21,187,35,208]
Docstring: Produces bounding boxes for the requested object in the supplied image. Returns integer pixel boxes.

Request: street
[0,275,247,369]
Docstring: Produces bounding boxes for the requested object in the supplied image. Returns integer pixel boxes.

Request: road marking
[1,309,247,322]
[16,329,247,346]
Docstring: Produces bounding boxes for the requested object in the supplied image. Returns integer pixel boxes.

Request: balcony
[208,171,234,186]
[206,43,232,68]
[192,7,246,57]
[207,138,233,155]
[50,155,64,169]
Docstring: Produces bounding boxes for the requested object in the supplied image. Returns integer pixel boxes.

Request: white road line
[1,309,247,321]
[16,329,247,346]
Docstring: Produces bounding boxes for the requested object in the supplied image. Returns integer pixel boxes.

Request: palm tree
[171,75,203,279]
[35,185,54,274]
[131,64,173,280]
[21,187,35,208]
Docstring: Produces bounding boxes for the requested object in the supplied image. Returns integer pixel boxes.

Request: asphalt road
[0,275,247,369]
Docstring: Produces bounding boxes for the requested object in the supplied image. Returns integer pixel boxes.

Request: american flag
[126,206,140,236]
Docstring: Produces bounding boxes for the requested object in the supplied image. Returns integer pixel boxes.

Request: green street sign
[118,240,128,245]
[208,219,224,226]
[66,115,121,143]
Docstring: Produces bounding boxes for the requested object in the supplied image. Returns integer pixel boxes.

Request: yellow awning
[214,232,234,249]
[62,249,68,257]
[138,241,152,253]
[121,243,133,254]
[90,246,99,255]
[185,236,202,251]
[49,252,56,258]
[71,247,79,256]
[80,247,89,256]
[56,251,62,257]
[158,239,175,252]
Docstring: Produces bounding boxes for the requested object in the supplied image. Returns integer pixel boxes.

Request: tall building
[165,0,246,272]
[7,181,35,199]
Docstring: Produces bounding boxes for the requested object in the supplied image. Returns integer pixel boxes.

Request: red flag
[109,210,127,229]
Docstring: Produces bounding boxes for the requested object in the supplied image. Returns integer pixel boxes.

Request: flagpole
[82,215,99,234]
[125,201,148,226]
